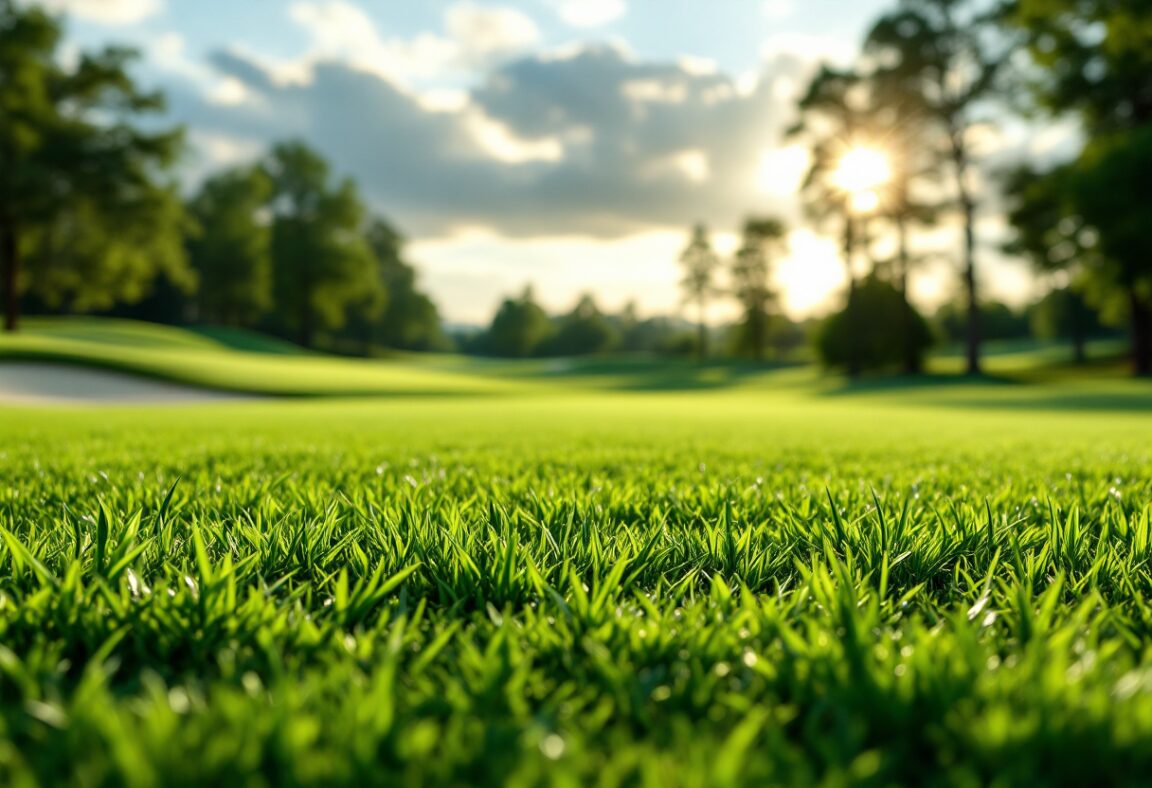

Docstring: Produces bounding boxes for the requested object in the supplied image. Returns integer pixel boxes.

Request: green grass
[3,318,1152,784]
[0,318,518,397]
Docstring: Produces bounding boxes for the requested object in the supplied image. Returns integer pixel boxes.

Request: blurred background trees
[2,0,1150,372]
[0,0,190,332]
[678,224,721,362]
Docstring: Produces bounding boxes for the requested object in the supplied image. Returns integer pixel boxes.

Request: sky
[40,0,1071,325]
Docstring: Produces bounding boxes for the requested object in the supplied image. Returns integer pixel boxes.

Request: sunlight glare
[849,189,880,214]
[832,146,891,194]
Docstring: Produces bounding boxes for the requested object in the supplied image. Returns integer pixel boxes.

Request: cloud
[549,0,626,28]
[38,0,162,25]
[171,42,809,239]
[284,0,539,88]
[444,2,541,64]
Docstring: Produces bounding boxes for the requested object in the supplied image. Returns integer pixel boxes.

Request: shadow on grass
[819,370,1152,413]
[511,356,808,391]
[187,326,312,356]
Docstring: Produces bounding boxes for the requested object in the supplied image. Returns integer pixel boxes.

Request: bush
[817,277,933,372]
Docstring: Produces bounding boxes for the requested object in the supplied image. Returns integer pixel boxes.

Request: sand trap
[0,363,251,404]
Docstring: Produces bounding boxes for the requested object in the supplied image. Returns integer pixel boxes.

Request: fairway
[3,372,1152,785]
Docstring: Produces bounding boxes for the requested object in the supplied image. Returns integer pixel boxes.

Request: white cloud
[409,229,685,324]
[445,2,541,64]
[147,33,251,106]
[643,149,710,183]
[677,56,718,77]
[288,1,457,84]
[39,0,162,25]
[549,0,626,28]
[282,1,539,92]
[621,78,687,104]
[464,112,565,163]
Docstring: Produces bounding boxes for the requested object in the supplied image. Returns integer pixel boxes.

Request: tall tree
[678,223,721,361]
[541,294,618,357]
[865,70,940,373]
[482,285,553,358]
[264,141,379,348]
[866,0,1007,375]
[363,219,447,351]
[0,1,190,330]
[730,217,787,362]
[1008,0,1152,375]
[187,166,273,326]
[789,66,871,376]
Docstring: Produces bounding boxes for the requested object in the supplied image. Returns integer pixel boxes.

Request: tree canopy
[0,0,191,330]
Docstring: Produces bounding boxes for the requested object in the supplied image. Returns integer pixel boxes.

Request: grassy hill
[0,318,519,397]
[0,317,1146,414]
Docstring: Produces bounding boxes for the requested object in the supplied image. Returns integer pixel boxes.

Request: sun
[831,146,892,195]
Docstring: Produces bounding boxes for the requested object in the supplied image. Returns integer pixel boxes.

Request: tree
[997,0,1152,377]
[818,275,934,372]
[1006,0,1152,374]
[1029,287,1103,364]
[541,294,618,357]
[187,166,273,326]
[481,286,553,357]
[866,0,1008,375]
[678,224,721,361]
[935,298,1029,344]
[363,219,447,351]
[730,218,787,362]
[264,141,380,348]
[865,69,941,373]
[0,1,191,331]
[789,66,871,376]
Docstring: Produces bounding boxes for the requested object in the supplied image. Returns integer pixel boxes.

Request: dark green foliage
[475,286,554,357]
[1029,287,1107,363]
[936,299,1031,345]
[819,276,933,371]
[0,0,191,331]
[187,166,274,326]
[1009,0,1152,374]
[360,219,448,352]
[540,294,618,357]
[678,224,721,360]
[730,218,786,362]
[265,142,380,349]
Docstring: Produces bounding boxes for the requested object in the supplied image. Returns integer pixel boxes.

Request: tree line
[0,2,444,353]
[1,0,1148,374]
[684,0,1149,376]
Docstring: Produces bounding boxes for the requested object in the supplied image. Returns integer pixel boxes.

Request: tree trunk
[1071,330,1086,365]
[1131,289,1152,377]
[844,214,860,378]
[1,219,19,333]
[299,298,313,349]
[895,216,920,374]
[962,201,980,376]
[951,132,981,376]
[697,297,707,362]
[1070,308,1086,365]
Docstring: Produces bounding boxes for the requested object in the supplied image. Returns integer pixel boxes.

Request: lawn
[2,322,1152,784]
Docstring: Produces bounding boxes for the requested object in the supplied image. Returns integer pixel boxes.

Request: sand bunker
[0,363,251,404]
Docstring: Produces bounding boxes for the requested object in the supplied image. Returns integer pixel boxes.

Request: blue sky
[40,0,1053,324]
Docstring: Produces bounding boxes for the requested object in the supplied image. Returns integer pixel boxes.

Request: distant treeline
[0,1,1147,373]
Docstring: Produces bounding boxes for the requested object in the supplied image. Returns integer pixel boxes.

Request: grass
[0,318,517,397]
[2,319,1152,784]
